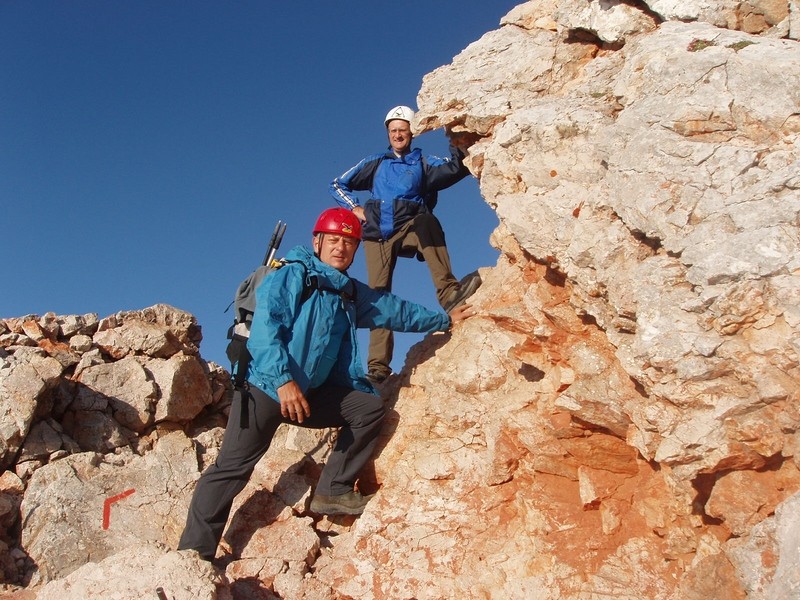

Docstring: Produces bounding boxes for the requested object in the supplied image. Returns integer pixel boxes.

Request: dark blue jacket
[247,245,451,399]
[330,145,469,241]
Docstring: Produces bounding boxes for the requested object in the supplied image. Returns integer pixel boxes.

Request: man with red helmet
[178,207,474,561]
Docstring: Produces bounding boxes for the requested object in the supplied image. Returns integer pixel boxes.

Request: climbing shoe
[366,369,391,385]
[442,271,482,314]
[310,491,374,516]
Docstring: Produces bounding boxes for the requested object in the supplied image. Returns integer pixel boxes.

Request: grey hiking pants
[177,383,385,560]
[364,212,459,377]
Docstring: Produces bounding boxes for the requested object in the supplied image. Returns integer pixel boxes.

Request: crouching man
[178,207,475,561]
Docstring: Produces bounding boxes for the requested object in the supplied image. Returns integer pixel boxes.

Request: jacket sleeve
[330,154,383,209]
[424,144,470,193]
[352,281,450,333]
[246,264,305,392]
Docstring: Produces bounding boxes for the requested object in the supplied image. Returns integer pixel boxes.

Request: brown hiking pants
[363,213,459,377]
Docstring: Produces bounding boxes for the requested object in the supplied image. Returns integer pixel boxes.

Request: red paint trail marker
[102,488,135,530]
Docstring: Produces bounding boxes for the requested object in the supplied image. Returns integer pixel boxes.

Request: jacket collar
[285,245,353,291]
[383,147,422,162]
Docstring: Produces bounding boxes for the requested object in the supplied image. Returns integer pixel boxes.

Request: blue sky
[1,1,514,372]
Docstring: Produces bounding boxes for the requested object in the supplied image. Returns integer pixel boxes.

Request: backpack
[226,260,287,388]
[225,221,287,391]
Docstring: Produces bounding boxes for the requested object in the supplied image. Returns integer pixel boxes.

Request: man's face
[313,234,359,271]
[387,119,413,154]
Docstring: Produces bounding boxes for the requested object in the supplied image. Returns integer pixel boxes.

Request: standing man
[178,207,475,562]
[330,105,480,384]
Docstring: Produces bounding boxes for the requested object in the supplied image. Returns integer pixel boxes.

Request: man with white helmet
[330,105,480,384]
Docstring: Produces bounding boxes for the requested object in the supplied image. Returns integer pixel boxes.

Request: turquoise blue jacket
[246,245,451,400]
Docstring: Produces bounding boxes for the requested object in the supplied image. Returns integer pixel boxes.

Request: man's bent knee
[411,213,446,244]
[350,392,386,427]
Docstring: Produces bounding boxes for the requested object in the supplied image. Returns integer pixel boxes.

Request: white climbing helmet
[384,105,415,127]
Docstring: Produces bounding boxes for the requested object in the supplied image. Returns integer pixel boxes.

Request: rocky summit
[1,2,799,599]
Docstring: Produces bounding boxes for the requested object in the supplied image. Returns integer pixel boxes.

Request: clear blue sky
[1,1,513,372]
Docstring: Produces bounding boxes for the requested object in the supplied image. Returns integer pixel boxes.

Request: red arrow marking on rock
[102,488,135,530]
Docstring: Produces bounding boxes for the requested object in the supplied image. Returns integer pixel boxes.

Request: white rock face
[311,2,799,597]
[644,0,795,37]
[418,7,800,482]
[0,305,231,586]
[20,432,198,583]
[555,0,658,43]
[35,543,231,600]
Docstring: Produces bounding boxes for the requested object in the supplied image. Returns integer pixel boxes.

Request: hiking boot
[442,271,482,314]
[366,369,391,385]
[310,491,374,515]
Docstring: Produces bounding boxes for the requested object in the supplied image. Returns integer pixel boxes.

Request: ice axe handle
[262,220,287,266]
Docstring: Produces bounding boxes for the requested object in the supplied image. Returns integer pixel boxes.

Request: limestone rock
[555,0,658,43]
[311,1,800,597]
[726,492,800,599]
[220,487,320,598]
[34,543,231,600]
[644,0,794,38]
[74,356,157,434]
[0,348,64,469]
[17,419,80,463]
[418,5,800,483]
[147,354,214,422]
[94,304,202,359]
[20,432,198,584]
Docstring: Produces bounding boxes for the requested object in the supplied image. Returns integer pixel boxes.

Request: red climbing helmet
[312,207,362,240]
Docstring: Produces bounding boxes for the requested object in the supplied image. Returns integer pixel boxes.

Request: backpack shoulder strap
[308,276,357,303]
[282,259,356,304]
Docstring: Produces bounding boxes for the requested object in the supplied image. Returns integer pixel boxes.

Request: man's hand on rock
[449,303,476,325]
